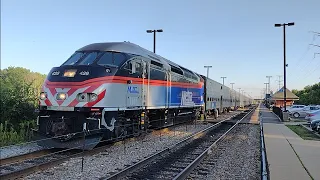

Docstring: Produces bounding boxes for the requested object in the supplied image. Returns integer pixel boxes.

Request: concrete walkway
[261,105,320,180]
[249,105,260,124]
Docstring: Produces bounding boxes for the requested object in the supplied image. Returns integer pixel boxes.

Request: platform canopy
[271,87,299,100]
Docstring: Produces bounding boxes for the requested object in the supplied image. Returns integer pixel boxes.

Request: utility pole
[264,83,269,98]
[204,66,212,79]
[230,83,235,108]
[230,83,235,90]
[276,75,283,91]
[221,77,227,85]
[146,29,163,53]
[266,76,272,94]
[241,90,245,106]
[238,88,241,107]
[275,22,295,111]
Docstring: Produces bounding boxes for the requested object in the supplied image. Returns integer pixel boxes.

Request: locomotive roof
[77,42,190,73]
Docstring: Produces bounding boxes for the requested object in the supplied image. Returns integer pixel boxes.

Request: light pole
[146,29,163,53]
[221,77,227,85]
[204,66,212,79]
[275,22,294,111]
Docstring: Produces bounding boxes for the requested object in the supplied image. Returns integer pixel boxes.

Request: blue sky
[1,0,320,98]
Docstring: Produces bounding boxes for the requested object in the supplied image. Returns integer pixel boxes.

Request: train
[35,42,252,149]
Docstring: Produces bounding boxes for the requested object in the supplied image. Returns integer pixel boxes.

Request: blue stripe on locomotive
[170,86,204,106]
[147,84,204,107]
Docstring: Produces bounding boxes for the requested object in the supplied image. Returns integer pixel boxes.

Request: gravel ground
[0,142,44,159]
[25,111,240,180]
[188,124,261,180]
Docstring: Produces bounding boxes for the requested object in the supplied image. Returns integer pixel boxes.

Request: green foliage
[0,66,46,146]
[292,83,320,105]
[0,121,36,146]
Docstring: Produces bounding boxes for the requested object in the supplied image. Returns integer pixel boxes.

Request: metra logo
[128,86,139,93]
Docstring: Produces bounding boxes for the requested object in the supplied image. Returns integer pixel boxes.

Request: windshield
[62,52,85,65]
[79,52,102,65]
[61,51,128,67]
[97,52,126,67]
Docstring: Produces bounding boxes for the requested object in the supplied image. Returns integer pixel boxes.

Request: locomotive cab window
[97,52,126,67]
[123,60,143,75]
[62,52,86,66]
[79,52,102,65]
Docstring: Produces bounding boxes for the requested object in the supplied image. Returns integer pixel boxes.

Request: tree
[0,67,46,129]
[292,83,320,105]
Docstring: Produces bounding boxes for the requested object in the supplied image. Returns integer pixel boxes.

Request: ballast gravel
[24,111,240,180]
[188,124,261,180]
[0,142,44,159]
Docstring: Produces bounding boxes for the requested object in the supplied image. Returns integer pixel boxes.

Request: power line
[295,52,320,82]
[286,37,316,80]
[301,56,320,80]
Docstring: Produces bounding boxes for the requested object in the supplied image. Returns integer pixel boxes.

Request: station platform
[261,105,320,180]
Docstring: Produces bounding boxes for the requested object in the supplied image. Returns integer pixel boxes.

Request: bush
[0,67,46,146]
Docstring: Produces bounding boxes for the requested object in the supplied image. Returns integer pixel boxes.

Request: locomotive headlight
[77,93,88,102]
[89,93,98,102]
[39,92,47,100]
[57,93,67,100]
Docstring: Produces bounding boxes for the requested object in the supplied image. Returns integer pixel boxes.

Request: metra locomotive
[35,42,251,149]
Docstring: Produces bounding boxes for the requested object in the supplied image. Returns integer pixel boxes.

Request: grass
[286,125,320,141]
[0,120,36,147]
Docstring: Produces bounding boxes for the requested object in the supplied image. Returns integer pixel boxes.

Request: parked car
[281,105,292,111]
[290,105,320,118]
[285,105,305,114]
[310,119,320,130]
[316,122,320,133]
[305,110,320,123]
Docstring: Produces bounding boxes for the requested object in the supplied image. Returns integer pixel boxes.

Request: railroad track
[0,148,83,179]
[102,106,256,180]
[0,140,120,179]
[0,149,55,166]
[0,109,249,180]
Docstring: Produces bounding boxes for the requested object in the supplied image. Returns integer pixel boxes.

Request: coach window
[150,68,165,80]
[97,52,126,67]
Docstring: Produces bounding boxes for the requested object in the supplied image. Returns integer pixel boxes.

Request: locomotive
[35,42,251,149]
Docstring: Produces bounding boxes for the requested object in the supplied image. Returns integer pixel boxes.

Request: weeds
[0,120,36,147]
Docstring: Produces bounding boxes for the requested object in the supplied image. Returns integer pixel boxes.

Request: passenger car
[290,105,320,118]
[310,119,320,131]
[305,110,320,123]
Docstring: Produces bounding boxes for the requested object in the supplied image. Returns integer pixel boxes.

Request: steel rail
[102,110,247,180]
[172,106,256,180]
[0,149,55,166]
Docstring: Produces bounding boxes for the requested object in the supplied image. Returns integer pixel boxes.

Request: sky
[1,0,320,99]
